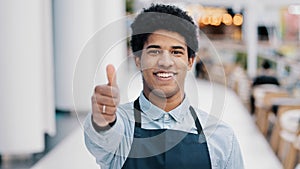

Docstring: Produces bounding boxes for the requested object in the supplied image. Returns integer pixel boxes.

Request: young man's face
[135,30,194,99]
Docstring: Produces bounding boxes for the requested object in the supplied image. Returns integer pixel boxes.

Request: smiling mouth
[153,71,177,79]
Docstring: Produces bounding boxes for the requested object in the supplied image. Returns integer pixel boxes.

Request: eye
[171,50,184,56]
[147,49,161,56]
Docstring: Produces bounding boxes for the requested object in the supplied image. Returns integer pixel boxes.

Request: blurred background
[1,0,300,168]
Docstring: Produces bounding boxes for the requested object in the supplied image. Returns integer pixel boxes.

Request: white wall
[0,0,55,154]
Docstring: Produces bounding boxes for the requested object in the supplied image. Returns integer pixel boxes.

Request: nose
[158,50,174,68]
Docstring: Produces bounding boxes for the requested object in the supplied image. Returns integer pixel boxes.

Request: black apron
[121,98,212,169]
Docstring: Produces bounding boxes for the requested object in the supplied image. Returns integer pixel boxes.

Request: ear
[134,56,141,69]
[187,57,195,70]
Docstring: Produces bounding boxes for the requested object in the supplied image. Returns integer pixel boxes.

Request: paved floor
[0,111,85,169]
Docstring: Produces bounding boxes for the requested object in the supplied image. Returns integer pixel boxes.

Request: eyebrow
[172,46,185,50]
[146,45,161,49]
[146,45,185,50]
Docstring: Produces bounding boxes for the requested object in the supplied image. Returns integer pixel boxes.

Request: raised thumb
[106,64,117,86]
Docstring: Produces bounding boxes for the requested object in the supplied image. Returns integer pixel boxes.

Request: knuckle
[111,107,117,113]
[106,107,114,115]
[113,98,120,105]
[94,85,105,93]
[97,95,107,104]
[111,87,119,95]
[94,86,100,92]
[97,95,103,102]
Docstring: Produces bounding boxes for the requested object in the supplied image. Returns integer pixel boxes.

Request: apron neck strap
[133,98,142,127]
[189,106,203,134]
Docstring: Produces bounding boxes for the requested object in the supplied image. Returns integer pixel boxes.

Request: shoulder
[194,108,238,167]
[193,107,235,143]
[194,108,234,134]
[197,109,234,137]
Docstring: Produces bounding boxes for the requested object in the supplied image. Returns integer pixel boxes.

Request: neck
[143,90,185,112]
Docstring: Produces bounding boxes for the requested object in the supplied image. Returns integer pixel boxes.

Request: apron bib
[122,98,212,169]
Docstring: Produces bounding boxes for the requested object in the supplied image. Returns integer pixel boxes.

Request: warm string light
[222,13,233,25]
[197,7,243,26]
[233,14,243,26]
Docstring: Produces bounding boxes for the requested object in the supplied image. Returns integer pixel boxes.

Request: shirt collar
[138,92,191,122]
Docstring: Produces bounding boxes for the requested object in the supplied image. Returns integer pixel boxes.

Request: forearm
[84,112,125,168]
[84,109,133,169]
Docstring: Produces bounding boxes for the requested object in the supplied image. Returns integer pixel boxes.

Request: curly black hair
[262,59,271,70]
[130,4,199,58]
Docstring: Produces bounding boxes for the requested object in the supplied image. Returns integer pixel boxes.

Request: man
[252,60,280,87]
[250,60,280,114]
[84,4,244,169]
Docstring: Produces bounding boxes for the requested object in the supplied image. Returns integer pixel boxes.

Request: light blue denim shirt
[84,93,244,169]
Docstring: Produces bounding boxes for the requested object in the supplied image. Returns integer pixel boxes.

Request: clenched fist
[91,64,120,128]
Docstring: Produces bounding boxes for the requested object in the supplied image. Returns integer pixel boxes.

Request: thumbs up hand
[91,64,120,128]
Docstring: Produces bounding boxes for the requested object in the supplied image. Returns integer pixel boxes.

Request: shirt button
[164,114,170,121]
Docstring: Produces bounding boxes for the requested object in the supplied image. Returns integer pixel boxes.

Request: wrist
[91,115,117,132]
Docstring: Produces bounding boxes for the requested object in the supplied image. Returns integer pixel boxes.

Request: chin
[151,88,180,98]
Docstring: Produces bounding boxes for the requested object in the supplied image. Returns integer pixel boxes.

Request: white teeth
[156,73,174,78]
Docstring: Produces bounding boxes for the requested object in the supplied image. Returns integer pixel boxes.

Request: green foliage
[235,52,247,70]
[126,0,134,14]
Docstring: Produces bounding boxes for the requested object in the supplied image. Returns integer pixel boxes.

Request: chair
[270,105,300,153]
[255,90,289,136]
[277,109,300,169]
